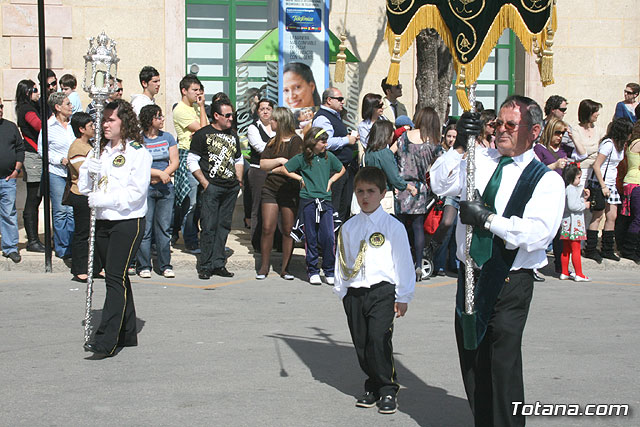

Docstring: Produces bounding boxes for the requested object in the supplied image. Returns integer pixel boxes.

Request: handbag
[61,164,73,206]
[586,150,611,212]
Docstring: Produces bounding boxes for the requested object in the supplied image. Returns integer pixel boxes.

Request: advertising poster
[278,0,329,112]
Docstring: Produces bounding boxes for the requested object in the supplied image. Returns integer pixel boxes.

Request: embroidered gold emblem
[112,154,126,167]
[369,232,385,248]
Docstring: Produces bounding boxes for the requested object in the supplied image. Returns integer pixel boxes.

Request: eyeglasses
[30,87,38,94]
[624,90,638,96]
[154,115,165,120]
[494,118,522,132]
[486,121,496,128]
[330,96,345,102]
[47,81,57,88]
[554,130,565,136]
[375,103,384,109]
[394,85,402,90]
[220,113,233,119]
[557,107,567,113]
[116,88,123,93]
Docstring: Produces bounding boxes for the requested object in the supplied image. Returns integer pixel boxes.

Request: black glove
[459,190,492,228]
[452,111,482,152]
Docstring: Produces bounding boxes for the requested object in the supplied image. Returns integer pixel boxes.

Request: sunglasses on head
[557,107,567,113]
[494,118,521,132]
[330,96,345,102]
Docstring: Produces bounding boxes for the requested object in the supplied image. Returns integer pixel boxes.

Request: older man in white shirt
[430,95,564,427]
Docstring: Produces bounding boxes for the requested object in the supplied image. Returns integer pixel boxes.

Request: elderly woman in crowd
[136,104,179,279]
[584,118,634,264]
[79,99,152,357]
[15,79,45,252]
[256,107,303,280]
[38,92,75,259]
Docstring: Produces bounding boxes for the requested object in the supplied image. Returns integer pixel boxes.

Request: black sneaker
[211,267,234,277]
[355,391,378,408]
[3,252,21,263]
[378,395,397,414]
[198,270,211,280]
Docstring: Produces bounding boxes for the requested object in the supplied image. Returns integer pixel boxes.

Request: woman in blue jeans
[136,105,179,278]
[37,92,75,258]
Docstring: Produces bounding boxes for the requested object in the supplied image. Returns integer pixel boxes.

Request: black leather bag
[586,151,611,212]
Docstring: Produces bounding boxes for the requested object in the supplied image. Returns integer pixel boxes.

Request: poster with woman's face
[282,62,318,109]
[278,0,328,111]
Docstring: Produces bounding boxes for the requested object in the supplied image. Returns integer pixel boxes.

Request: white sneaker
[139,270,152,279]
[163,269,175,278]
[325,276,335,285]
[559,274,572,280]
[573,274,591,282]
[309,274,322,285]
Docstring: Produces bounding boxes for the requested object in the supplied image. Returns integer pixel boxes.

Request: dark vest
[314,108,354,166]
[455,159,550,348]
[248,121,271,166]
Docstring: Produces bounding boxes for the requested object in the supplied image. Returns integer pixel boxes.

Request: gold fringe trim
[386,35,402,85]
[334,34,347,83]
[385,3,557,90]
[456,66,471,111]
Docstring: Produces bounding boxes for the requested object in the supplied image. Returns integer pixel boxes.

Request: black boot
[620,232,640,264]
[600,230,620,261]
[583,230,602,264]
[24,216,45,253]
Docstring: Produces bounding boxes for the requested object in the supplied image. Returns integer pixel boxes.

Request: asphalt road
[1,265,638,426]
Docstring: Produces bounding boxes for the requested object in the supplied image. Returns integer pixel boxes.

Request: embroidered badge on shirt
[369,232,385,248]
[112,155,126,167]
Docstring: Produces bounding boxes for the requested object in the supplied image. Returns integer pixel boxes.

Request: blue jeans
[0,179,19,254]
[301,199,335,277]
[137,185,175,272]
[49,173,74,257]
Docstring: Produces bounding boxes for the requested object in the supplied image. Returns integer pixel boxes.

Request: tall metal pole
[463,83,478,349]
[37,0,53,272]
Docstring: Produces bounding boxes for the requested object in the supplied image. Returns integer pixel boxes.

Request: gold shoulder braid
[337,229,367,281]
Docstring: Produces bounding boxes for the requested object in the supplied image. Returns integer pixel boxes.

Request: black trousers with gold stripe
[93,217,145,355]
[343,281,398,398]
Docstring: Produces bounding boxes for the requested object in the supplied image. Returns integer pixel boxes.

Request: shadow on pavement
[268,328,472,427]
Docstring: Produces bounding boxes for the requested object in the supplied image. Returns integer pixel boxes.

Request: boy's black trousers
[343,281,398,398]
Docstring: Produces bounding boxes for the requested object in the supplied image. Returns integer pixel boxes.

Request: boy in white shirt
[334,166,415,414]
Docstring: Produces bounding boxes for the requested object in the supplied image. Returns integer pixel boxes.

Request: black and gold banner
[385,0,556,109]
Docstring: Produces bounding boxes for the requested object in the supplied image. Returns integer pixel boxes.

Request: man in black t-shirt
[187,97,243,279]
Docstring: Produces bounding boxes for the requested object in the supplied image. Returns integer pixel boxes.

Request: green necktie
[469,156,514,266]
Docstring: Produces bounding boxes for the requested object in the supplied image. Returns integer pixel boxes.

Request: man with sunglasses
[0,99,25,263]
[187,97,243,279]
[312,88,358,221]
[431,95,565,427]
[37,69,58,118]
[381,78,407,124]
